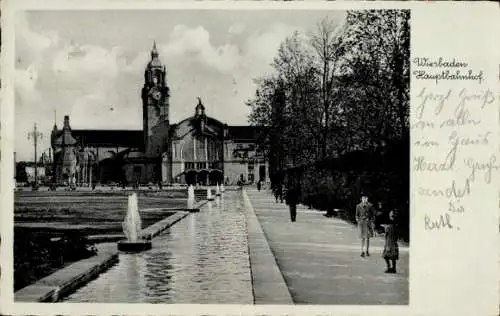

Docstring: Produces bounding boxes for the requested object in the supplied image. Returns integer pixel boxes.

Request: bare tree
[309,17,344,160]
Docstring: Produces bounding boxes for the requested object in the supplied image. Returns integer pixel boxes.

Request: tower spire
[151,40,159,58]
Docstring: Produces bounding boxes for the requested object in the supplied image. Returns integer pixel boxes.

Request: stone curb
[15,243,118,302]
[242,189,294,305]
[139,211,190,239]
[194,200,208,209]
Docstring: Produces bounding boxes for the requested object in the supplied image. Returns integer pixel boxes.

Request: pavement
[245,187,409,305]
[242,190,293,304]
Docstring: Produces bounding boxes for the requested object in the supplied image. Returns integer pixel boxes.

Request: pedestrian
[285,184,300,222]
[374,201,385,235]
[356,194,375,257]
[383,210,399,273]
[280,184,285,203]
[257,179,262,191]
[272,183,279,202]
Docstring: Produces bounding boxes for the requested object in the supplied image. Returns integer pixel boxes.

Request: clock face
[150,88,161,101]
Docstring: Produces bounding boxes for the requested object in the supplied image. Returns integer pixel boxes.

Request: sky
[15,9,346,161]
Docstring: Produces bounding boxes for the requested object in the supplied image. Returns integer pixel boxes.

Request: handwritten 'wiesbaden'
[411,57,498,232]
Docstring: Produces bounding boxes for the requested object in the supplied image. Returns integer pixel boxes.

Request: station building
[50,43,268,186]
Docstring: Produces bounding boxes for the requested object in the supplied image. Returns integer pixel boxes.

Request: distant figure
[280,184,285,203]
[374,201,385,235]
[383,210,399,273]
[92,183,96,191]
[257,179,262,191]
[356,194,375,257]
[158,181,163,190]
[273,183,281,203]
[285,184,300,222]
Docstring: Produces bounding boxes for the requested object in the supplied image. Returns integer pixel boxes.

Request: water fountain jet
[117,192,152,252]
[187,185,199,212]
[207,187,214,201]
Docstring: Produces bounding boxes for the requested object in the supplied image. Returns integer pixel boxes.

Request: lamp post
[27,123,43,189]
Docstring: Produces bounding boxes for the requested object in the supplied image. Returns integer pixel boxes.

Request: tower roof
[196,97,205,110]
[151,40,159,58]
[148,41,163,68]
[195,97,206,117]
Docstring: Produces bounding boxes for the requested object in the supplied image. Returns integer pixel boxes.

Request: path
[245,187,409,305]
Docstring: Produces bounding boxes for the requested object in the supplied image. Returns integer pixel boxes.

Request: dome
[148,58,163,68]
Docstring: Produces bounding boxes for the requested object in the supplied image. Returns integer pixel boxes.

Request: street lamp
[27,123,43,189]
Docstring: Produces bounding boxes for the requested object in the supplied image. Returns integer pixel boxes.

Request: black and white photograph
[12,8,410,305]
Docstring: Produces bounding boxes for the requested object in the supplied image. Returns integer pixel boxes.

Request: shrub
[284,147,409,243]
[14,228,97,291]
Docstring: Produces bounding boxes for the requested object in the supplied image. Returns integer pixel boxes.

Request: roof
[53,131,77,146]
[71,129,143,148]
[227,126,266,142]
[148,58,163,68]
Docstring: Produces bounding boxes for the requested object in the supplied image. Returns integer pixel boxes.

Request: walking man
[356,194,375,257]
[285,184,300,222]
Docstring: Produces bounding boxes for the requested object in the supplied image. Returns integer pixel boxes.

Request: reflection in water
[64,191,253,304]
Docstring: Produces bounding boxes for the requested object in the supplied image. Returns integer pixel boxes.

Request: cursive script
[412,56,497,234]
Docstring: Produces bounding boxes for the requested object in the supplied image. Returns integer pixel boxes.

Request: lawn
[14,190,188,235]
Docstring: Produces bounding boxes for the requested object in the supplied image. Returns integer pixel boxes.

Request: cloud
[14,16,297,161]
[15,12,59,66]
[15,65,39,103]
[162,25,242,74]
[51,44,125,100]
[228,23,246,36]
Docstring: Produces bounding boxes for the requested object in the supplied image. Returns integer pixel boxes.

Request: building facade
[50,43,268,186]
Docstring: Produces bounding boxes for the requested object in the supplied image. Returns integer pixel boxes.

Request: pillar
[193,138,197,161]
[161,154,168,183]
[205,137,208,168]
[265,161,270,183]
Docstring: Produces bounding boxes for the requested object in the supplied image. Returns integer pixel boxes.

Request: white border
[2,1,499,316]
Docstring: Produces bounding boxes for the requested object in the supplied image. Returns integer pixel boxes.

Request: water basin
[63,191,253,304]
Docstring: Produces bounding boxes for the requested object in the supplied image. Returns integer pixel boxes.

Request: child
[383,210,399,273]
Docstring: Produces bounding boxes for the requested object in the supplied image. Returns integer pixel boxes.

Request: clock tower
[141,41,170,155]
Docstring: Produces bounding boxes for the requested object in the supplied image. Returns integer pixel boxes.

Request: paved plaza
[245,187,409,305]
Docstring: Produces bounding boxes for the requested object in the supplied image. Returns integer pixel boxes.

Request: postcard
[1,1,499,316]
